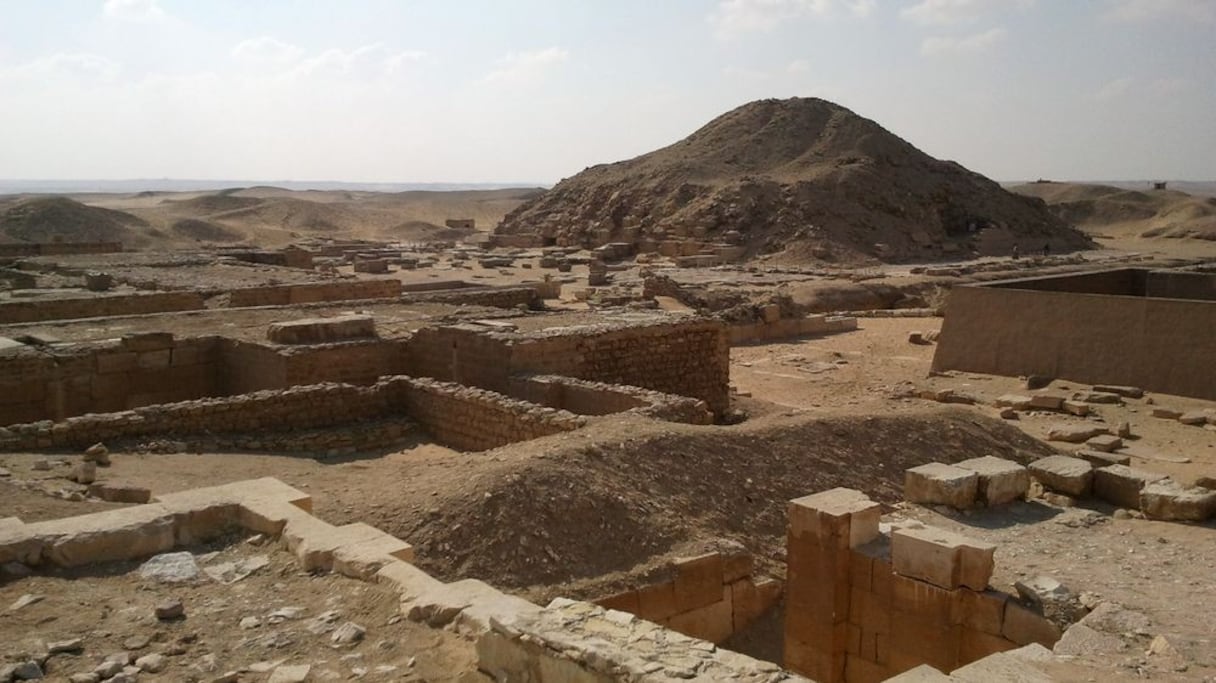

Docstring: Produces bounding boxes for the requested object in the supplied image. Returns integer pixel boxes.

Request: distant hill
[494,97,1092,263]
[1011,181,1216,241]
[0,196,148,245]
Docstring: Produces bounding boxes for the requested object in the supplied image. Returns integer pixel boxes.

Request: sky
[0,0,1213,185]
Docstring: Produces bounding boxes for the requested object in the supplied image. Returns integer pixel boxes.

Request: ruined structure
[933,268,1216,400]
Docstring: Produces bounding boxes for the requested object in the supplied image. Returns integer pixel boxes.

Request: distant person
[1012,244,1020,260]
[1042,243,1050,257]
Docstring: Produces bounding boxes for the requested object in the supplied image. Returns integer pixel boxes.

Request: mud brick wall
[509,319,731,416]
[0,335,223,426]
[224,279,401,308]
[282,339,409,386]
[508,374,713,425]
[784,489,1059,683]
[220,340,289,394]
[0,382,393,450]
[393,377,585,451]
[595,550,782,644]
[0,291,205,324]
[406,325,513,391]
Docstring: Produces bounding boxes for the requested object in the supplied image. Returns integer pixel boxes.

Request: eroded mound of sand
[0,196,148,245]
[1013,181,1216,241]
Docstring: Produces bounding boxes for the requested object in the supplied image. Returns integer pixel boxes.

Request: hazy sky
[1,0,1213,184]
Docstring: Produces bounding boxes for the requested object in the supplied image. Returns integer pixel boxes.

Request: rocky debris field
[0,537,476,682]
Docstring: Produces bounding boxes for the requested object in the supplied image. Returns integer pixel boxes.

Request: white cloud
[1104,0,1216,22]
[902,0,1034,25]
[482,47,569,85]
[231,37,305,65]
[709,0,874,39]
[103,0,167,22]
[1095,76,1134,100]
[0,53,120,81]
[384,51,428,74]
[920,27,1007,54]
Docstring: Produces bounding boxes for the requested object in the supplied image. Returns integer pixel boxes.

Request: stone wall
[508,374,713,425]
[408,319,730,418]
[395,377,586,451]
[400,285,541,310]
[933,276,1216,401]
[783,488,1059,682]
[282,339,409,387]
[224,279,401,308]
[595,550,781,644]
[0,291,205,324]
[0,333,222,426]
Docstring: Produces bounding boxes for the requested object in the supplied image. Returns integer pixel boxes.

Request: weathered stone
[67,673,101,683]
[139,551,201,583]
[8,593,45,611]
[1028,456,1093,497]
[1053,623,1127,656]
[1045,424,1109,444]
[891,524,995,590]
[267,315,376,345]
[268,664,312,683]
[83,443,110,465]
[155,598,184,620]
[1092,465,1168,509]
[1085,434,1123,453]
[1139,480,1216,521]
[135,653,167,673]
[48,638,84,654]
[905,462,979,509]
[1178,411,1211,426]
[1074,449,1131,468]
[88,482,151,504]
[995,394,1033,410]
[955,456,1029,506]
[1014,576,1075,621]
[331,621,366,645]
[1060,400,1090,417]
[1151,407,1182,420]
[70,461,97,484]
[1073,391,1122,405]
[1028,394,1064,411]
[1092,384,1144,399]
[1116,421,1132,438]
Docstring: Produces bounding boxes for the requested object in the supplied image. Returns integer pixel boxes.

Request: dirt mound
[1012,181,1216,241]
[164,193,265,216]
[0,196,148,244]
[387,409,1057,599]
[495,97,1091,264]
[170,218,245,243]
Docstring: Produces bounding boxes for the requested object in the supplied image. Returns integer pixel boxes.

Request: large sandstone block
[1028,456,1093,497]
[788,487,881,548]
[673,552,724,612]
[905,463,978,510]
[1092,465,1167,509]
[1000,603,1061,648]
[955,456,1029,506]
[667,585,734,643]
[891,525,995,590]
[1085,434,1123,453]
[1074,449,1130,468]
[1139,481,1216,521]
[29,504,176,567]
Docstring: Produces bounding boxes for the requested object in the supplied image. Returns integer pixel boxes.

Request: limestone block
[788,487,881,548]
[951,644,1056,683]
[30,504,176,567]
[673,553,724,612]
[267,315,376,345]
[1073,391,1123,405]
[1045,424,1109,444]
[1028,456,1093,497]
[375,560,444,601]
[1028,394,1064,411]
[636,581,679,622]
[959,628,1018,665]
[955,456,1029,506]
[904,463,979,510]
[1151,407,1182,420]
[1139,481,1216,521]
[1061,400,1090,417]
[891,525,995,590]
[121,332,174,352]
[1085,434,1123,453]
[332,532,415,580]
[408,578,542,635]
[1001,602,1061,648]
[994,395,1033,410]
[0,517,41,566]
[667,585,734,643]
[958,589,1008,636]
[1178,411,1211,426]
[1093,384,1144,399]
[1092,465,1168,509]
[88,482,152,504]
[1074,449,1130,468]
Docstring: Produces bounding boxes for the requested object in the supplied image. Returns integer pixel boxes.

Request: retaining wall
[508,374,713,425]
[224,279,402,307]
[409,318,731,417]
[0,291,205,324]
[0,241,122,257]
[934,273,1216,401]
[595,550,781,644]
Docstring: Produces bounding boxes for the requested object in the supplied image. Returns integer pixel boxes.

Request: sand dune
[1011,181,1216,241]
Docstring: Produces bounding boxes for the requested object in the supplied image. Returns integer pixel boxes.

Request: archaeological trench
[2,239,1215,682]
